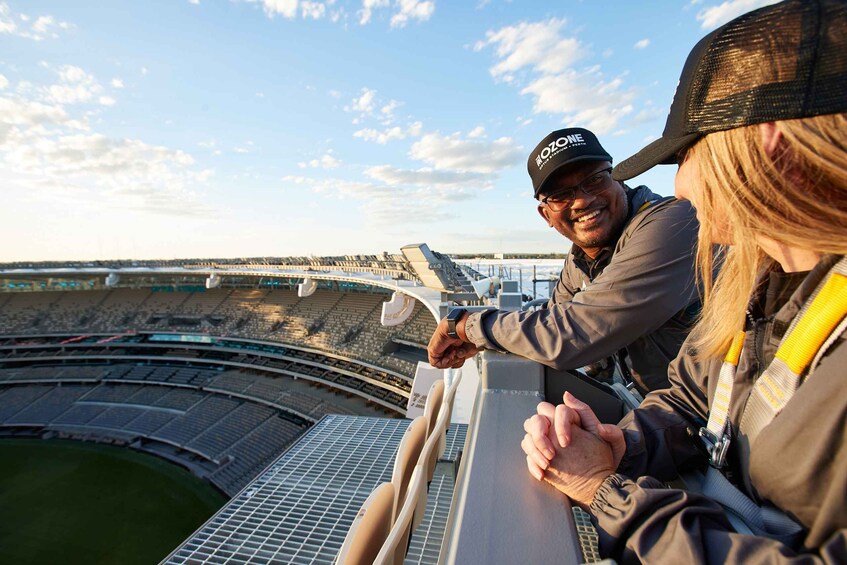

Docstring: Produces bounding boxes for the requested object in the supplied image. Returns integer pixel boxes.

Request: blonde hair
[688,113,847,358]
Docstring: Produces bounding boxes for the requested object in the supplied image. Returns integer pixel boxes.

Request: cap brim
[534,154,613,197]
[612,133,700,181]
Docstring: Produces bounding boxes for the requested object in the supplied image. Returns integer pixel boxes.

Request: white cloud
[353,121,422,144]
[381,99,400,116]
[282,172,472,226]
[410,133,522,174]
[696,0,780,29]
[98,96,116,106]
[243,0,339,21]
[634,39,650,49]
[475,18,585,80]
[301,1,326,19]
[520,70,634,134]
[0,73,214,218]
[467,126,486,138]
[0,74,8,90]
[0,3,15,34]
[298,151,340,169]
[189,0,200,4]
[59,66,86,83]
[262,0,298,18]
[345,88,415,134]
[0,96,76,133]
[346,87,377,115]
[477,18,636,134]
[359,0,389,25]
[390,0,434,28]
[111,78,124,89]
[357,0,433,28]
[31,15,54,33]
[364,164,492,187]
[1,128,213,217]
[0,4,73,40]
[41,65,105,106]
[230,0,429,27]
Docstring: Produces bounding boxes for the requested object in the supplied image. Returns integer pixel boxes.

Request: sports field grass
[0,439,227,564]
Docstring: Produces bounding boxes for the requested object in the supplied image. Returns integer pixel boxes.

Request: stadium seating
[0,374,310,496]
[0,286,435,387]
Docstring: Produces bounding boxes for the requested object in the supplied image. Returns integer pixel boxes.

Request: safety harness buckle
[699,427,730,468]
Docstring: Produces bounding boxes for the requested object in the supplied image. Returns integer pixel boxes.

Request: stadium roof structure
[0,243,479,322]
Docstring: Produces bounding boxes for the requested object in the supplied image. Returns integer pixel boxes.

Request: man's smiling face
[537,160,628,259]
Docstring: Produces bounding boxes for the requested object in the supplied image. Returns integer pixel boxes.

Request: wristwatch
[446,307,467,339]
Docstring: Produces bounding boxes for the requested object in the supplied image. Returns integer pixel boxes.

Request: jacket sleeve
[615,339,710,481]
[463,199,698,371]
[590,339,847,563]
[590,474,847,564]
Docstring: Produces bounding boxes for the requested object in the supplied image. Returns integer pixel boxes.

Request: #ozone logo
[535,133,586,169]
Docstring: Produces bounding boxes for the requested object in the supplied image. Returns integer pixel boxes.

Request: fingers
[563,391,601,434]
[598,423,627,469]
[521,434,548,481]
[535,401,556,419]
[523,414,554,460]
[428,343,466,369]
[553,403,581,448]
[526,455,545,481]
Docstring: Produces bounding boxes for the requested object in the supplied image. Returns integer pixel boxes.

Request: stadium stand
[0,286,434,378]
[0,374,311,496]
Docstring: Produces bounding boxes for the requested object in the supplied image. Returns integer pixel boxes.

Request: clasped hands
[521,392,626,507]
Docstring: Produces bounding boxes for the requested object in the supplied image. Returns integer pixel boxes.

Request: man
[427,127,699,393]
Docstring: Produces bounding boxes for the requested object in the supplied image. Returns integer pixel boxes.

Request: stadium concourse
[0,244,479,563]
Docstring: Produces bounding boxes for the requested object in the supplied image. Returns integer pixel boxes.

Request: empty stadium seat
[422,379,444,439]
[419,403,451,482]
[390,416,428,522]
[375,464,427,565]
[336,482,395,565]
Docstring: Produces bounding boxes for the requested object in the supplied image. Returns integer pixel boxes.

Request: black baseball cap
[614,0,847,181]
[527,127,612,197]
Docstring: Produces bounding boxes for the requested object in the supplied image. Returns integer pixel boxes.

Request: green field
[0,439,227,564]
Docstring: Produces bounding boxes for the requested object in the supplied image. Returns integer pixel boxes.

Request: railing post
[440,351,583,564]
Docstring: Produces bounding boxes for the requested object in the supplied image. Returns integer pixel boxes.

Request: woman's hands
[521,392,626,507]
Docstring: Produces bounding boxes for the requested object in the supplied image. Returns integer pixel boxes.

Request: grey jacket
[592,254,847,563]
[464,186,699,392]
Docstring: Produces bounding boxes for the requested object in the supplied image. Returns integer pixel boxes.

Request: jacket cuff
[464,311,492,350]
[590,473,630,514]
[589,473,665,557]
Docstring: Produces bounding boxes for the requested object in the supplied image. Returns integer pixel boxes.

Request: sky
[0,0,780,261]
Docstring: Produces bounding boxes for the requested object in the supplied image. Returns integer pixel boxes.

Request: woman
[520,1,847,562]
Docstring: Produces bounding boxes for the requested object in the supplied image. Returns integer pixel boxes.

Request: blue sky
[0,0,778,261]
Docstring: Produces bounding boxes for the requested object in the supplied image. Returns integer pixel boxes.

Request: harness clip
[699,427,730,469]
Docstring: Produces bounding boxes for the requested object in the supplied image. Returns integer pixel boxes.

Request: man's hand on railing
[521,392,626,507]
[427,315,480,369]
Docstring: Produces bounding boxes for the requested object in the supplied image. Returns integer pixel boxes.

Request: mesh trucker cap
[614,0,847,181]
[528,128,612,197]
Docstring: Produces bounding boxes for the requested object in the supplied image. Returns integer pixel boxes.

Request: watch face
[447,308,465,321]
[447,308,464,339]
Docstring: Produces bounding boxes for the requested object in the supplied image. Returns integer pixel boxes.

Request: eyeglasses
[539,167,614,212]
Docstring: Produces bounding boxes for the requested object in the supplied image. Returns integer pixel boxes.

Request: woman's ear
[759,122,783,158]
